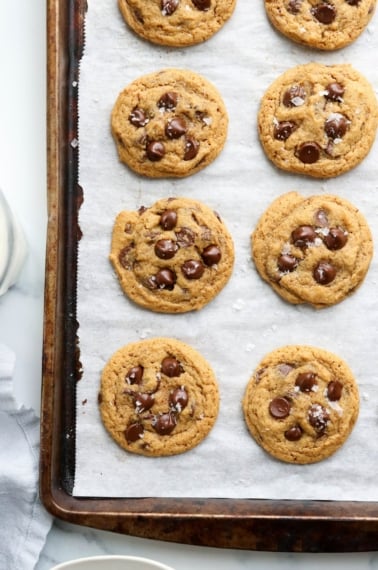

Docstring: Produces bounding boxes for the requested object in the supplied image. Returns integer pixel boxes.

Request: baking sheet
[73,0,378,499]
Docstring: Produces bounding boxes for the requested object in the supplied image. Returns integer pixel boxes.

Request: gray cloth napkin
[0,343,53,570]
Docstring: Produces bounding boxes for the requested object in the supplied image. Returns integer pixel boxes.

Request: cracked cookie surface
[251,192,373,308]
[242,345,359,464]
[110,196,234,313]
[111,68,228,178]
[118,0,237,47]
[258,63,378,178]
[99,337,219,456]
[264,0,376,50]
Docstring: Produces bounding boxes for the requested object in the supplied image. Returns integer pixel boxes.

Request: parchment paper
[74,0,378,499]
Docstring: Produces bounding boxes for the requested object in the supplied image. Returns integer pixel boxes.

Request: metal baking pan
[40,0,378,551]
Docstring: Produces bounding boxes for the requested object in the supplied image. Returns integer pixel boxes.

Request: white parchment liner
[74,0,378,499]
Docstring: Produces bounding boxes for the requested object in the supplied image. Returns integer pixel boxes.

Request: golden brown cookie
[251,192,373,308]
[258,63,378,178]
[110,196,234,313]
[242,345,359,464]
[111,69,228,178]
[264,0,376,51]
[99,337,219,456]
[118,0,237,47]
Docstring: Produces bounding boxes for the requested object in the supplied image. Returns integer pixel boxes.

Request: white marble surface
[1,1,378,569]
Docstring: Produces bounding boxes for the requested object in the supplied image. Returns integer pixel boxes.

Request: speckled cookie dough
[264,0,376,50]
[251,192,373,308]
[110,196,234,313]
[258,63,378,178]
[99,337,219,456]
[111,68,228,178]
[242,345,359,464]
[118,0,237,47]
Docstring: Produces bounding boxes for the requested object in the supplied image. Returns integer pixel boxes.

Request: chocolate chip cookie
[110,197,234,313]
[264,0,376,50]
[258,63,378,178]
[99,337,219,456]
[242,345,359,464]
[111,69,228,178]
[252,192,373,308]
[118,0,237,47]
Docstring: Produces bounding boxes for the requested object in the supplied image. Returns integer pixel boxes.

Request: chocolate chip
[296,141,321,164]
[169,386,189,412]
[125,422,144,443]
[181,259,205,280]
[295,372,317,392]
[166,117,187,139]
[311,2,337,23]
[308,403,329,432]
[146,141,165,161]
[291,225,317,248]
[155,268,177,290]
[325,114,349,139]
[327,380,343,401]
[274,120,297,141]
[314,209,328,227]
[323,227,348,250]
[313,261,336,285]
[325,82,345,102]
[269,397,291,419]
[277,254,298,273]
[152,412,177,435]
[160,209,177,230]
[161,356,183,377]
[283,85,306,107]
[175,227,196,247]
[345,0,360,5]
[126,365,144,385]
[154,239,178,260]
[118,245,135,270]
[184,137,200,160]
[134,392,155,413]
[158,91,178,110]
[287,0,303,13]
[191,0,211,9]
[161,0,179,15]
[201,244,221,266]
[284,425,303,441]
[129,107,148,128]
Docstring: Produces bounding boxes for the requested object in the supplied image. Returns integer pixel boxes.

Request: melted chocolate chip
[274,120,297,141]
[129,107,148,127]
[126,365,144,385]
[323,227,348,250]
[325,114,349,139]
[134,392,155,413]
[118,245,135,270]
[125,422,144,443]
[308,404,329,432]
[314,209,328,227]
[269,397,291,419]
[152,412,177,435]
[169,386,189,412]
[182,259,205,280]
[161,0,179,15]
[327,380,343,401]
[283,85,306,107]
[295,372,317,392]
[277,363,295,376]
[345,0,361,5]
[175,227,196,247]
[184,137,200,160]
[166,117,187,139]
[154,239,178,260]
[311,2,337,23]
[277,254,298,273]
[284,425,303,441]
[296,141,321,164]
[158,91,178,110]
[191,0,211,9]
[201,244,221,266]
[146,141,165,161]
[160,209,177,230]
[287,0,303,13]
[161,356,183,377]
[313,261,336,285]
[149,268,176,290]
[292,225,317,248]
[325,82,345,102]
